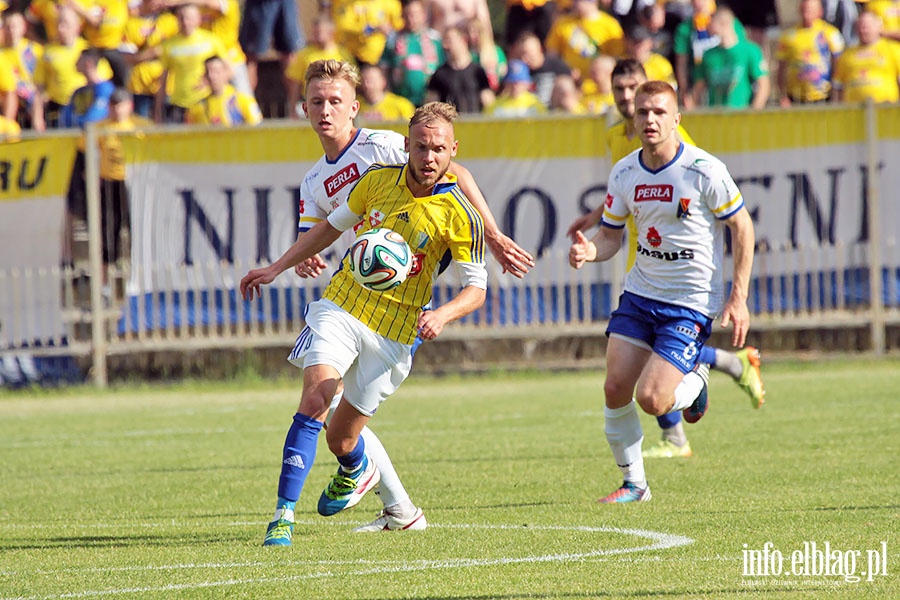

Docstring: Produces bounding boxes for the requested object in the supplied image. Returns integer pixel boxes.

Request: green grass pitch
[1,358,897,599]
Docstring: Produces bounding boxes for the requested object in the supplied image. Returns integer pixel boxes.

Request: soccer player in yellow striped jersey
[241,102,486,545]
[567,59,764,462]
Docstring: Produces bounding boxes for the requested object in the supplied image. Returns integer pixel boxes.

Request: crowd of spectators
[0,0,898,135]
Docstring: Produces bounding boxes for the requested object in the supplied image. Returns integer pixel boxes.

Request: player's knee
[297,392,330,420]
[324,428,356,457]
[635,391,669,416]
[603,378,633,406]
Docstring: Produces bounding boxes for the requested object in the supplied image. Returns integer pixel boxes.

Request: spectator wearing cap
[485,58,546,117]
[625,24,677,89]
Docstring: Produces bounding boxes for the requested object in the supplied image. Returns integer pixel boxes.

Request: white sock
[359,426,410,508]
[661,421,688,447]
[604,401,646,488]
[714,349,744,379]
[384,499,418,520]
[670,370,706,412]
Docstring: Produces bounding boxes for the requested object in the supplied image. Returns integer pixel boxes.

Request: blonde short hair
[304,59,360,94]
[409,102,458,129]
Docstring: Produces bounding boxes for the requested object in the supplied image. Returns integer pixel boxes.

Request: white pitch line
[0,523,694,600]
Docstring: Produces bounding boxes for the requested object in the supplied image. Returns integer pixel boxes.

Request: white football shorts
[288,299,413,416]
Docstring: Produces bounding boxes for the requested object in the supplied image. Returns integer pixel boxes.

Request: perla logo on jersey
[634,184,674,202]
[324,164,360,197]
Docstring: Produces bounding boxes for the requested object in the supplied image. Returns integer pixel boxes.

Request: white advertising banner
[0,135,78,349]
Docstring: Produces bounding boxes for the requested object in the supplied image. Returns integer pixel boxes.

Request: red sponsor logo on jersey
[647,226,662,247]
[324,163,360,197]
[298,199,305,215]
[605,193,614,208]
[634,184,674,202]
[409,253,425,276]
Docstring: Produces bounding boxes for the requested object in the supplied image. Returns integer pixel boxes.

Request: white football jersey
[298,128,408,258]
[602,143,745,316]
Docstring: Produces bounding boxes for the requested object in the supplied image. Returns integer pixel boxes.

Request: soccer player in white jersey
[256,60,533,545]
[567,60,764,461]
[242,102,486,545]
[568,80,756,503]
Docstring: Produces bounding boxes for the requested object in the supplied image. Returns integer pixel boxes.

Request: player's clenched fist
[568,230,597,269]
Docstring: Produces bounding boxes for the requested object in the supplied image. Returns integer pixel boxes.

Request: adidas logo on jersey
[283,455,306,469]
[396,212,410,222]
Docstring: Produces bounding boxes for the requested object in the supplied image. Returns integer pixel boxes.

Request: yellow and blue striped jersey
[324,164,485,344]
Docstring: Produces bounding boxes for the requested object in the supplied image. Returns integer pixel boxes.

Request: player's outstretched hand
[294,254,328,278]
[240,266,278,300]
[720,295,750,348]
[568,230,596,269]
[566,209,602,239]
[486,233,535,278]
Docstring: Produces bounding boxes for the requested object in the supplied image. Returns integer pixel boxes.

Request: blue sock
[657,411,682,429]
[336,436,366,473]
[277,413,323,502]
[699,345,717,367]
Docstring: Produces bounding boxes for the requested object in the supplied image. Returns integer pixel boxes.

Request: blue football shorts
[606,291,714,374]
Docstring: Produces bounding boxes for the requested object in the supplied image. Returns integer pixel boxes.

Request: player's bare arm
[416,285,486,341]
[719,208,755,348]
[448,162,535,278]
[241,220,343,299]
[568,226,624,269]
[292,231,330,278]
[566,206,604,239]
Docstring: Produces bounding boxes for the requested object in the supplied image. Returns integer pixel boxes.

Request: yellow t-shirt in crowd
[834,38,900,103]
[357,92,416,122]
[34,39,89,105]
[486,91,547,117]
[202,0,246,66]
[0,114,21,140]
[124,12,179,96]
[97,115,153,180]
[324,165,485,344]
[82,0,129,49]
[186,84,263,126]
[606,121,695,269]
[864,1,900,37]
[545,12,625,77]
[776,18,845,102]
[159,29,227,108]
[643,52,678,88]
[284,45,356,86]
[332,0,403,66]
[28,0,90,42]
